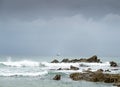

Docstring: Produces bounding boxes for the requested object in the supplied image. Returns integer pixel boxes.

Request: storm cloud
[0,0,120,57]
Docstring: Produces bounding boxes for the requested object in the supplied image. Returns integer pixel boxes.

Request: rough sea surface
[0,56,119,87]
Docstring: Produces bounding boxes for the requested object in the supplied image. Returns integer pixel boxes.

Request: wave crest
[0,60,41,67]
[0,71,48,77]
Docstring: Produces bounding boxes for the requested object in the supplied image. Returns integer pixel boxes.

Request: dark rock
[60,55,101,63]
[70,71,120,83]
[70,65,79,70]
[53,74,61,80]
[57,68,62,70]
[51,59,59,63]
[61,59,69,63]
[77,55,101,63]
[92,71,104,82]
[70,73,83,80]
[105,69,111,72]
[104,74,120,83]
[79,59,87,62]
[110,61,118,67]
[87,55,100,63]
[69,59,81,63]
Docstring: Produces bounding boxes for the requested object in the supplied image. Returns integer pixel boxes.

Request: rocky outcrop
[70,71,104,82]
[70,70,120,83]
[87,55,100,63]
[53,74,61,80]
[110,61,118,67]
[51,59,59,63]
[51,56,118,64]
[60,55,101,63]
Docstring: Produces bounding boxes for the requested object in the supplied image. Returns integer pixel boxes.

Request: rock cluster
[51,55,101,63]
[70,71,120,83]
[51,55,119,86]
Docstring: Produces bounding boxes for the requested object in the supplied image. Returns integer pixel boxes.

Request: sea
[0,56,119,87]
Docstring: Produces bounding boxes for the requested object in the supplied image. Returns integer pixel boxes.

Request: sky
[0,0,120,57]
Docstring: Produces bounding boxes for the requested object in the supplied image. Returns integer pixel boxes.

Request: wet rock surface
[70,65,79,70]
[51,55,101,63]
[110,61,118,67]
[53,74,61,80]
[70,71,120,83]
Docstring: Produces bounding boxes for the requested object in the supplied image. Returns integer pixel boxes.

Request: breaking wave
[0,60,40,67]
[0,71,48,77]
[0,57,119,77]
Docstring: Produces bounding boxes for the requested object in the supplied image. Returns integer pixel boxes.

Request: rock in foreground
[70,71,120,83]
[53,74,61,80]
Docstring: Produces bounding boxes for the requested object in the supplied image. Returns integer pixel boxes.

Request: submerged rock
[51,59,59,63]
[57,66,79,70]
[53,74,61,80]
[70,65,79,70]
[79,64,89,67]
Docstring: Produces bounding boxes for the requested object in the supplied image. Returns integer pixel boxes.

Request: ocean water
[0,56,119,87]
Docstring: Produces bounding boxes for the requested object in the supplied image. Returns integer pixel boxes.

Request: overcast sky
[0,0,120,57]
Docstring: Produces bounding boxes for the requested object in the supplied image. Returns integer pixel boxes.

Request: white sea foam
[0,58,119,77]
[0,71,48,77]
[0,60,40,67]
[40,61,118,74]
[41,62,110,70]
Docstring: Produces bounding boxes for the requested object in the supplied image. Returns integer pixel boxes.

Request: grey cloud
[0,0,120,56]
[1,0,120,21]
[0,14,120,56]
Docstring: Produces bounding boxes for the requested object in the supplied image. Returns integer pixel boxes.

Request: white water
[0,57,120,77]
